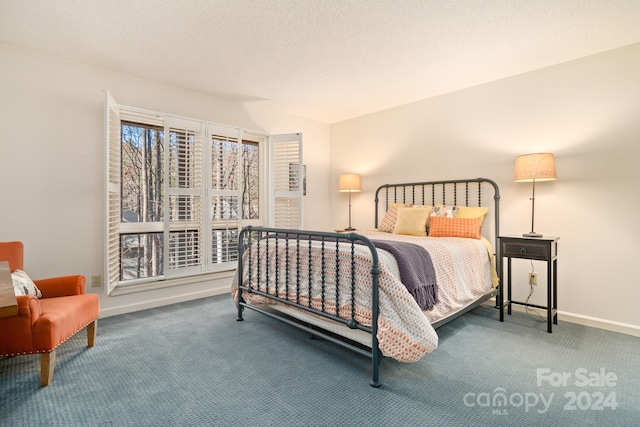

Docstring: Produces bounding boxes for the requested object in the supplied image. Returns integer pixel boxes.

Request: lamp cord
[525,260,545,323]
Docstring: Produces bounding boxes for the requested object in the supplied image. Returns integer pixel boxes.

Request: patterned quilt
[232,231,496,363]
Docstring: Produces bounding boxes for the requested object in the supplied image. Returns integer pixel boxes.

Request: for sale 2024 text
[537,368,618,411]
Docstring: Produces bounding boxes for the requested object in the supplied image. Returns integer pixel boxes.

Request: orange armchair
[0,241,100,386]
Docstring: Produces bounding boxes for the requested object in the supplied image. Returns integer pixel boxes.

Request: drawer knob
[520,247,526,254]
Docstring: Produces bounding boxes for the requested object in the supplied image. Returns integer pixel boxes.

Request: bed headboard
[374,177,501,249]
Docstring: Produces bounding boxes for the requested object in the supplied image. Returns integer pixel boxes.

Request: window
[105,92,302,295]
[120,121,164,280]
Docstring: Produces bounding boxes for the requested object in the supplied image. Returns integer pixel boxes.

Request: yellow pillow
[393,207,431,236]
[378,203,410,233]
[456,206,489,225]
[428,216,482,239]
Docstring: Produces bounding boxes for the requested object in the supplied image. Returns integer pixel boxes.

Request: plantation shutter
[164,117,205,276]
[269,133,303,229]
[208,125,242,271]
[105,95,300,291]
[105,91,121,295]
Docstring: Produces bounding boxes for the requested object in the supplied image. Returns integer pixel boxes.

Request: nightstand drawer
[502,242,548,259]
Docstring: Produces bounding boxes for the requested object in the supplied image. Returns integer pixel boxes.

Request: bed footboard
[236,226,383,387]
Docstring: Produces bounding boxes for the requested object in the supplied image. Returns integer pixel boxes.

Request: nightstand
[498,235,559,333]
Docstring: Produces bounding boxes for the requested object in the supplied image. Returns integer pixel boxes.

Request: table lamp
[338,173,361,231]
[514,153,557,237]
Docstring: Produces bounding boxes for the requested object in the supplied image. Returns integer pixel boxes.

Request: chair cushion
[31,294,100,352]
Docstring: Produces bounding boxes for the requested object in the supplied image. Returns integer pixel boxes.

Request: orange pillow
[428,216,481,239]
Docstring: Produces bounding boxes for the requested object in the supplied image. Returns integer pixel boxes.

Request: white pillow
[11,269,42,298]
[431,205,458,218]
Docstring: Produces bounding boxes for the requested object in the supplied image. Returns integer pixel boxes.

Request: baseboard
[99,286,229,318]
[101,291,640,338]
[556,310,640,337]
[485,299,640,337]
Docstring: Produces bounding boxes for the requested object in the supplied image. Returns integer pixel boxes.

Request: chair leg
[87,319,97,347]
[40,350,56,386]
[38,320,96,386]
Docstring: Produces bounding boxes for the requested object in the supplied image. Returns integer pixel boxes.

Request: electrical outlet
[91,275,103,288]
[529,272,538,286]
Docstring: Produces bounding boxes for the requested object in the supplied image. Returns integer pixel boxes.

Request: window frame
[105,92,300,295]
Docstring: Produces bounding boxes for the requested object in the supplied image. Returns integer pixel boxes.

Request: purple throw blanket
[370,240,439,311]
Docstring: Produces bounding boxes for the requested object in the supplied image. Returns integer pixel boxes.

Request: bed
[232,178,503,387]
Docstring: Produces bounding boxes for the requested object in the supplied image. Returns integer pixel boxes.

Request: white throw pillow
[11,269,42,298]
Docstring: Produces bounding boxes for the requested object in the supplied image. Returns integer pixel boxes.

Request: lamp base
[523,231,543,238]
[344,227,356,231]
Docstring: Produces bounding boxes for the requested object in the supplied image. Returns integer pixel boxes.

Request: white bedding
[233,231,497,362]
[356,230,497,323]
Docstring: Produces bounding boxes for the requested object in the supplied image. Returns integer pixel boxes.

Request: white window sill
[108,270,236,296]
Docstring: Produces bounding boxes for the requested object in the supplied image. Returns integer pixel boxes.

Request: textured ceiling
[2,0,640,123]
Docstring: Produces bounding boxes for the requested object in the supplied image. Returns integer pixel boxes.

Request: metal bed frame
[236,177,502,387]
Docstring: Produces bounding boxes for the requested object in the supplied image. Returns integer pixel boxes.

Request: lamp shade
[514,153,557,182]
[338,173,362,192]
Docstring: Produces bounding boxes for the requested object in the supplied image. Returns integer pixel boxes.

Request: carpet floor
[1,294,638,426]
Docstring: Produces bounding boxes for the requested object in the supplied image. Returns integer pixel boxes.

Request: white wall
[0,42,331,316]
[330,43,640,333]
[3,40,639,333]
